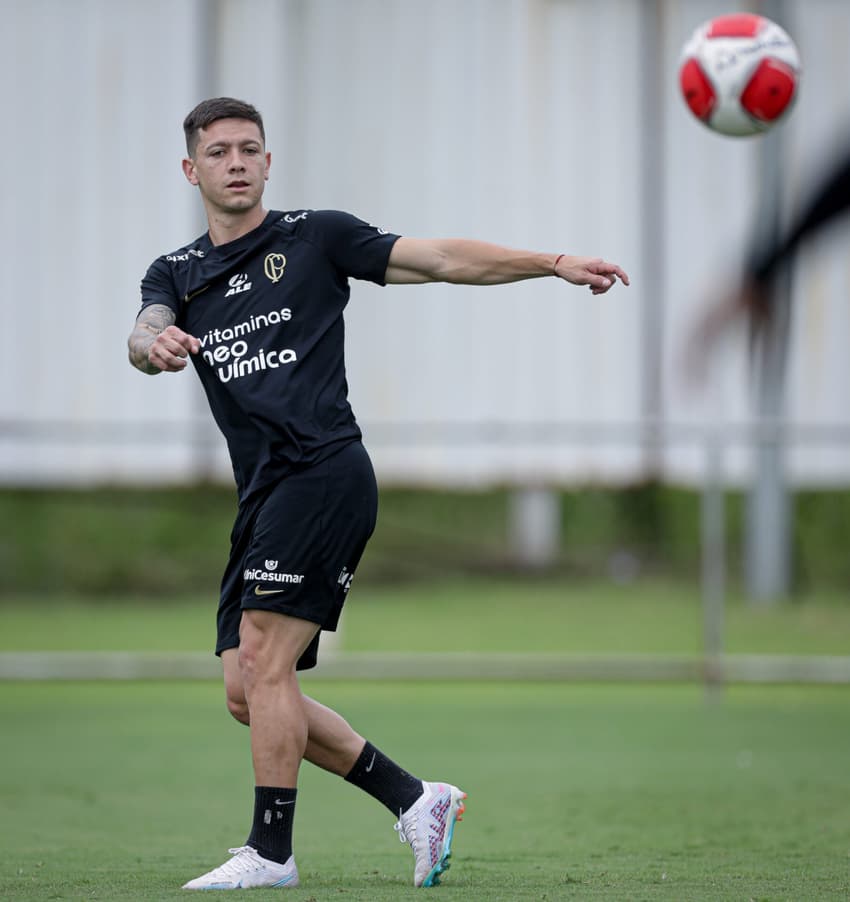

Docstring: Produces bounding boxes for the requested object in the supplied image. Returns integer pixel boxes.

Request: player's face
[182,118,270,215]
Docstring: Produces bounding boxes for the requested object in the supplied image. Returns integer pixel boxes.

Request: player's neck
[206,205,268,246]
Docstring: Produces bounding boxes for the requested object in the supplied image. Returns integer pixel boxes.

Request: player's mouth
[227,180,251,191]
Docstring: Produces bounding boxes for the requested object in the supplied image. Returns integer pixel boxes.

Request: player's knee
[226,693,250,725]
[236,634,261,683]
[237,620,299,685]
[223,673,250,724]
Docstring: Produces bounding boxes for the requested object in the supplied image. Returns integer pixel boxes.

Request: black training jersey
[139,209,400,501]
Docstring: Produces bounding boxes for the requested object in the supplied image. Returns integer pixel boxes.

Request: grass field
[3,580,850,899]
[2,680,849,901]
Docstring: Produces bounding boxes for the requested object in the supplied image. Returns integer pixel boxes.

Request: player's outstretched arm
[127,304,200,375]
[384,237,629,294]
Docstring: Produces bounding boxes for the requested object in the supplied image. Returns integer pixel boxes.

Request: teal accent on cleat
[394,781,467,887]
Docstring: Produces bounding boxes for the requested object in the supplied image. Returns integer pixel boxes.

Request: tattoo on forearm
[127,304,176,373]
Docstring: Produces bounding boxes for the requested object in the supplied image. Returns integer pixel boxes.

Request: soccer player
[127,97,629,891]
[688,143,850,363]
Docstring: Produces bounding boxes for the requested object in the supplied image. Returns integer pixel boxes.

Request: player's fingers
[150,353,187,372]
[593,261,629,285]
[163,325,201,354]
[160,328,202,364]
[587,272,614,293]
[150,334,191,371]
[605,263,630,286]
[162,336,190,359]
[558,257,628,291]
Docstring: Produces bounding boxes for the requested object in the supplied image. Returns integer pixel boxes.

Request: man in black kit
[688,140,850,369]
[128,97,629,891]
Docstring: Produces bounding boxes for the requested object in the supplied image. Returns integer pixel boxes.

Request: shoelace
[394,813,410,845]
[207,847,263,878]
[394,801,433,852]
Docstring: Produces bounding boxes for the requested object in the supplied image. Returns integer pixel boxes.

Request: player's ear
[264,151,271,181]
[182,157,199,186]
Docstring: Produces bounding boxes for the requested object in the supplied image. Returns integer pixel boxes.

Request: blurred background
[3,0,850,679]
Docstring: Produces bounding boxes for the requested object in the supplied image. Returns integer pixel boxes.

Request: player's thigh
[239,608,321,679]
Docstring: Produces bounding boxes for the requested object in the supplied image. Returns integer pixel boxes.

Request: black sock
[344,741,424,816]
[247,786,296,864]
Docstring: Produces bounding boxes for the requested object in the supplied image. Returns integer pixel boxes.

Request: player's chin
[219,193,261,213]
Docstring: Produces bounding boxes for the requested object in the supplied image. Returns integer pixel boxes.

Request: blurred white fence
[2,0,850,489]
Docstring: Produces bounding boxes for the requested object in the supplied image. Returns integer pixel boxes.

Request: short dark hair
[183,97,266,156]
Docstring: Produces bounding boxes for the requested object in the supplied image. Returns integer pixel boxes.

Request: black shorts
[216,441,378,670]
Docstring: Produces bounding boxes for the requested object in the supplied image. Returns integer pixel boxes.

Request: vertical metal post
[509,487,561,570]
[701,427,726,697]
[746,267,792,603]
[745,0,793,603]
[638,0,667,478]
[190,0,224,483]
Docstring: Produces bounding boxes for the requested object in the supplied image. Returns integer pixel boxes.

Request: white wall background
[2,0,849,488]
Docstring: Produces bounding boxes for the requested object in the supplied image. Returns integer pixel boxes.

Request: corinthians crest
[264,253,287,283]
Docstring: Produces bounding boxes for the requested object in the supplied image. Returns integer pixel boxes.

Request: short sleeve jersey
[139,210,400,501]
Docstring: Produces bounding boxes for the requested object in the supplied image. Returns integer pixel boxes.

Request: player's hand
[147,325,201,372]
[555,256,630,294]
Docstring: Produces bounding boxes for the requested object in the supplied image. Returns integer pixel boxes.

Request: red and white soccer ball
[679,12,801,137]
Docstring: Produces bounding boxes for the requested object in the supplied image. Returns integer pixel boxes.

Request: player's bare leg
[183,610,315,890]
[223,650,365,774]
[238,609,317,786]
[220,646,466,886]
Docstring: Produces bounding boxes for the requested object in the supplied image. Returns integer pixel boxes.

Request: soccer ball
[679,12,801,137]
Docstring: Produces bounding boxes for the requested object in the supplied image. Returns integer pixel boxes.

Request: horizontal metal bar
[1,651,848,684]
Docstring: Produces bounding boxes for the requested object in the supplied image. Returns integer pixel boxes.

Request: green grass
[2,681,849,900]
[2,579,850,656]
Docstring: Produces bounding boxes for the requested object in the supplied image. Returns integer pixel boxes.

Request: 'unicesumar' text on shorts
[216,441,378,669]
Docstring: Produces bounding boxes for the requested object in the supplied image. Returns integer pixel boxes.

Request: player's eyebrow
[204,139,262,152]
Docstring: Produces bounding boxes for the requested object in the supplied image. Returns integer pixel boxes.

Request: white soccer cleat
[182,846,299,890]
[394,781,467,887]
